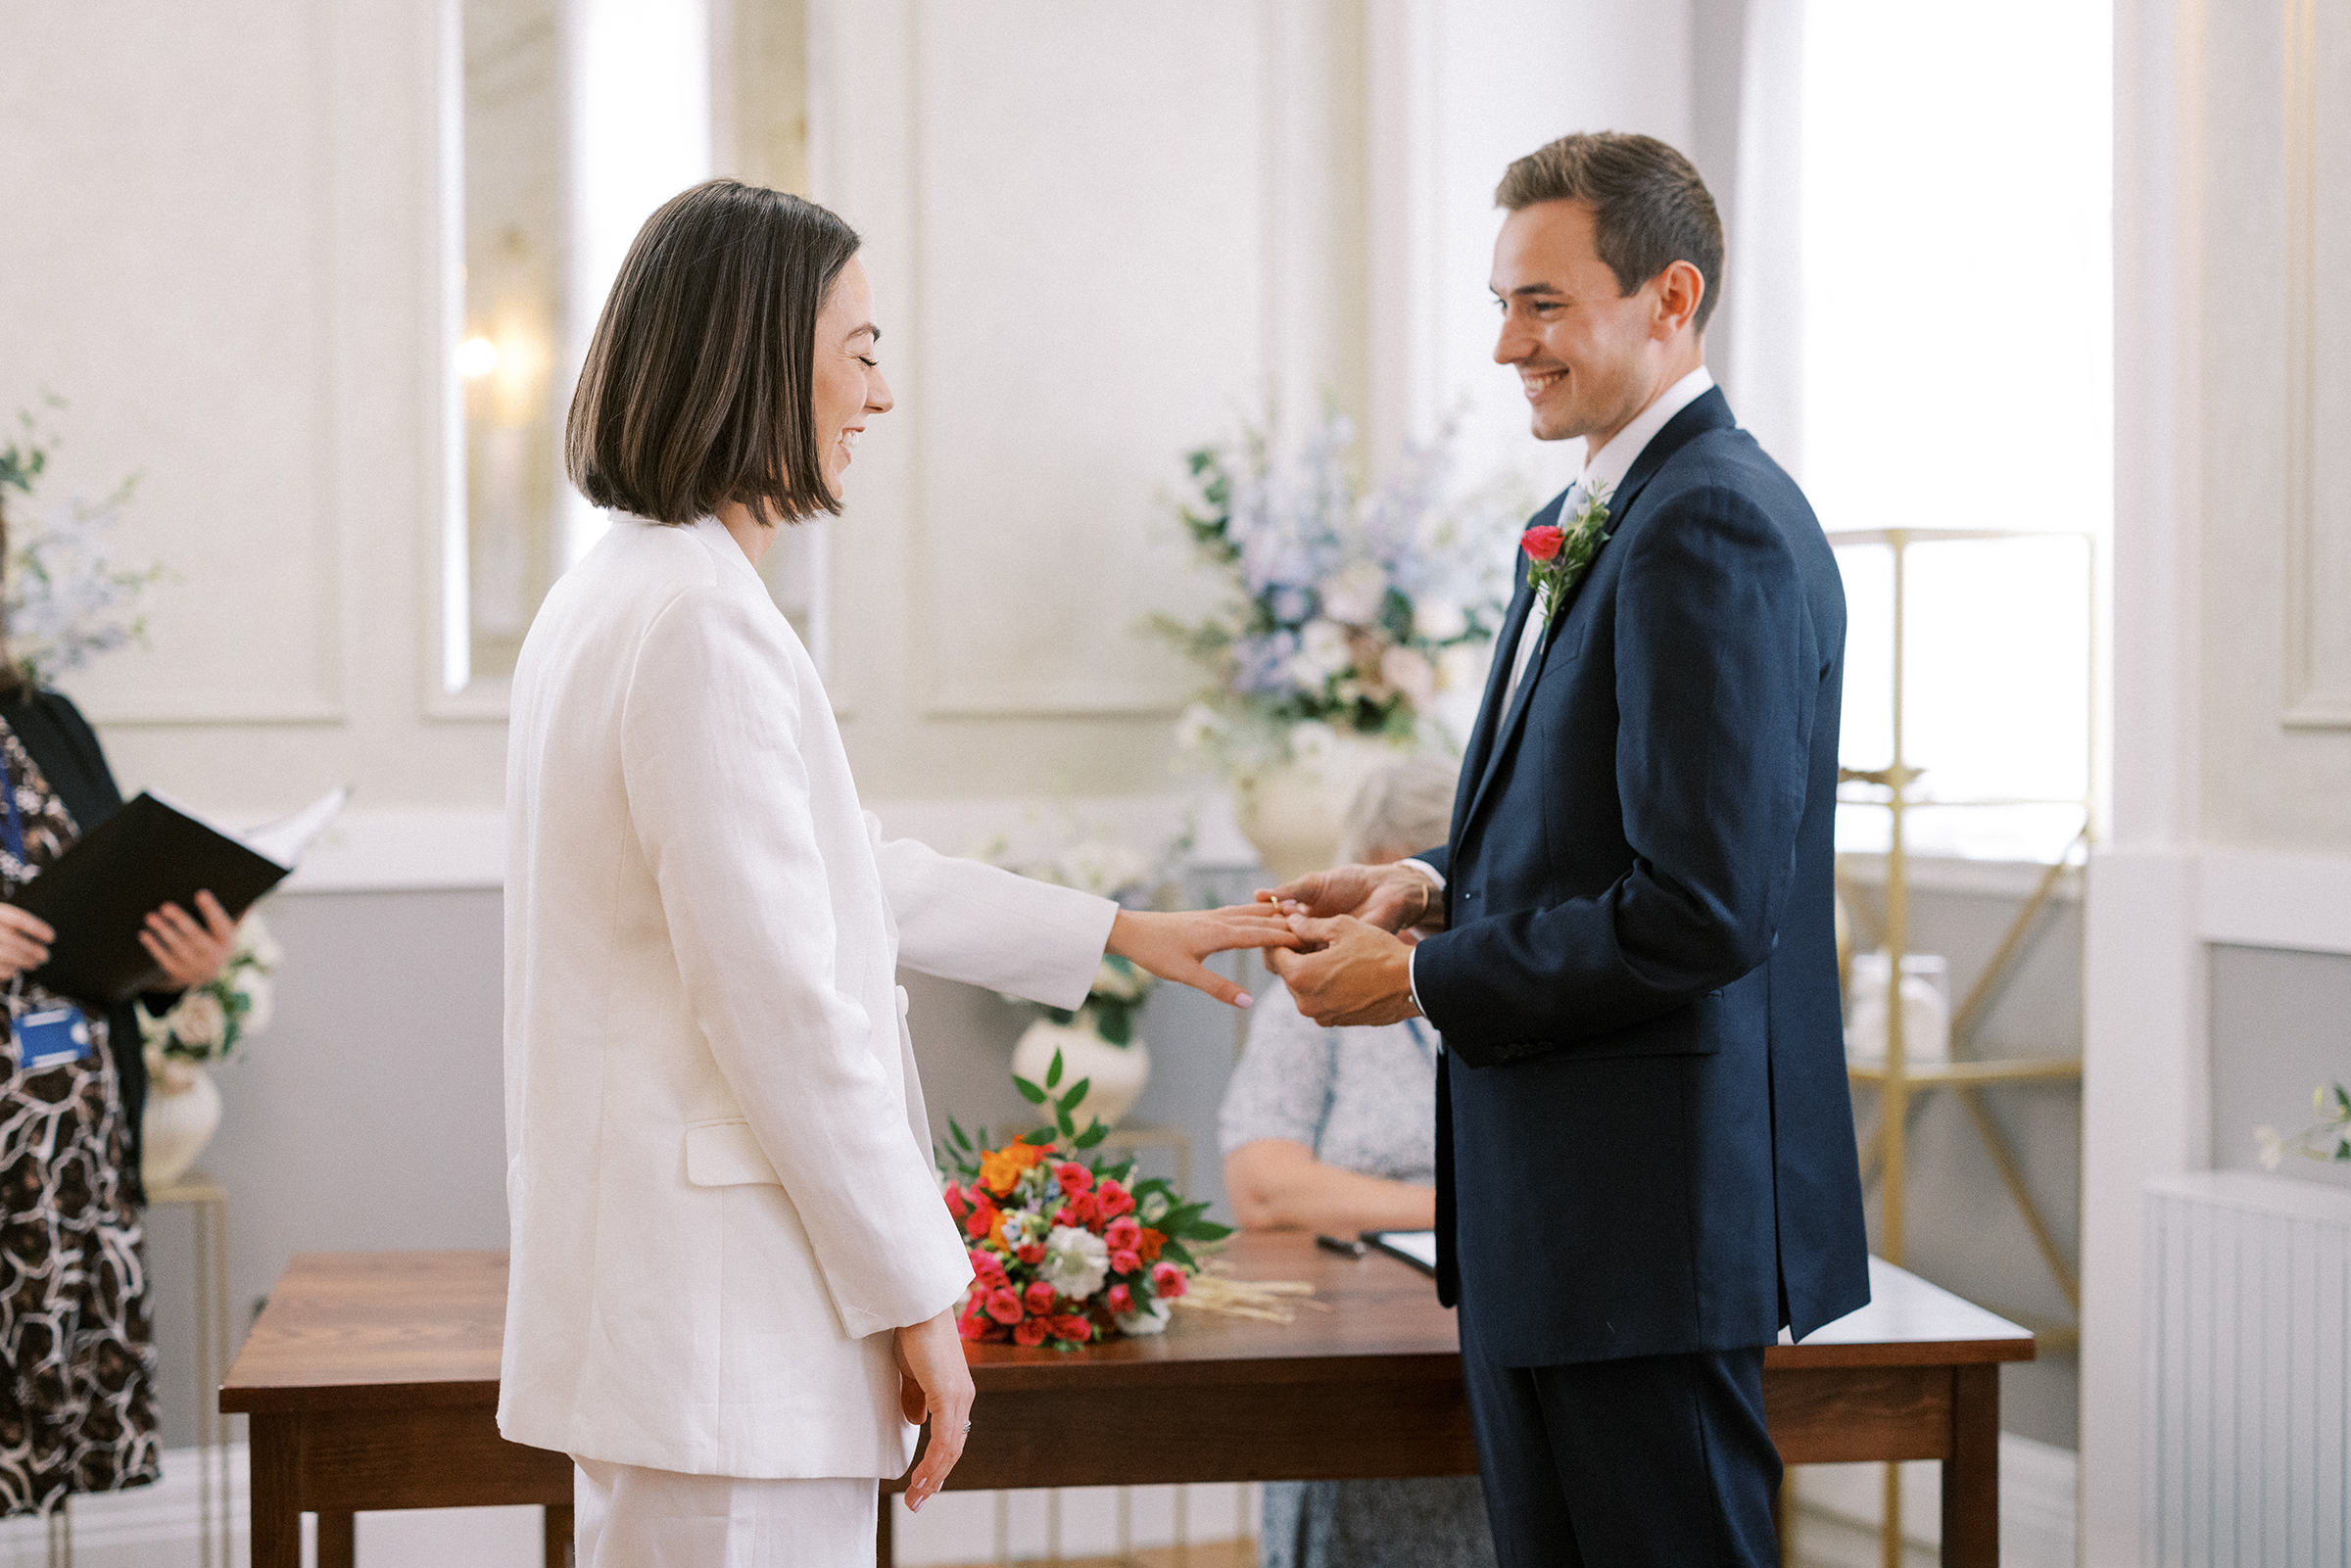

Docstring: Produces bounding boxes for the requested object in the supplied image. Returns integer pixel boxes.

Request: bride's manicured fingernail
[1235,992,1253,1008]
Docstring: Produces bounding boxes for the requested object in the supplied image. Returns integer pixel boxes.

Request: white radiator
[2146,1170,2351,1566]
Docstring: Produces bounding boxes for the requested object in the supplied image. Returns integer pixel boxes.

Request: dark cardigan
[0,689,164,1205]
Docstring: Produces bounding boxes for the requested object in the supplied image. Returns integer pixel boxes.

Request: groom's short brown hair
[1496,133,1724,333]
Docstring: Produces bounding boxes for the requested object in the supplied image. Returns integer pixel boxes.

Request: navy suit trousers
[1460,1298,1781,1568]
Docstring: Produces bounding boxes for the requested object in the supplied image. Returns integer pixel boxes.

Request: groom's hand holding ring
[1264,913,1421,1028]
[1255,862,1442,934]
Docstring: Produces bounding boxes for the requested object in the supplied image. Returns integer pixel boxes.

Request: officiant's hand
[1256,862,1442,934]
[140,890,238,989]
[1107,906,1302,1008]
[0,905,53,982]
[894,1307,974,1511]
[1265,914,1421,1028]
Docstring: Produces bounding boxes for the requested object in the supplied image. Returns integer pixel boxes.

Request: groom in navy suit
[1265,133,1868,1566]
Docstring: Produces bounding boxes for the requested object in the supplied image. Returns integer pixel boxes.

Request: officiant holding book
[1263,134,1869,1567]
[0,652,242,1516]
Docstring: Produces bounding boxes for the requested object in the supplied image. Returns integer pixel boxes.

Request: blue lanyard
[0,753,24,871]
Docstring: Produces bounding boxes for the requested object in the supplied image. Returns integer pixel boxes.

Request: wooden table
[221,1240,2029,1567]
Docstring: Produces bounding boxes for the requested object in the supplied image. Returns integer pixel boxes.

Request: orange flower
[1136,1227,1167,1263]
[977,1141,1048,1196]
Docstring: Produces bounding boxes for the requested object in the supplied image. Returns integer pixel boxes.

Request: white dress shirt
[1405,364,1716,1021]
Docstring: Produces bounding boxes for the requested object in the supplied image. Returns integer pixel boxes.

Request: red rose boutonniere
[1521,480,1613,631]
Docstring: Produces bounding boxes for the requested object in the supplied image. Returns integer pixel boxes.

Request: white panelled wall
[2086,0,2351,1561]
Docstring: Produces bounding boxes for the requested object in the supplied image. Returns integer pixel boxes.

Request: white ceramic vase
[1012,1013,1151,1131]
[141,1061,221,1191]
[1232,733,1398,884]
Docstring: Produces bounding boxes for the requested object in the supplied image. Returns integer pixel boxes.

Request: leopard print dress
[0,720,159,1515]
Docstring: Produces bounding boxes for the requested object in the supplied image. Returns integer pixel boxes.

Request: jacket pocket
[684,1118,782,1188]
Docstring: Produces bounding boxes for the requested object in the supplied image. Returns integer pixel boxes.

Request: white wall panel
[909,4,1257,716]
[0,0,343,728]
[2283,0,2351,727]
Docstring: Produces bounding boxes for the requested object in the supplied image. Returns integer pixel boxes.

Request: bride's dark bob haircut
[565,179,859,526]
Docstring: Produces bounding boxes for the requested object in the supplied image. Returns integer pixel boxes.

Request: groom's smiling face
[1490,199,1684,451]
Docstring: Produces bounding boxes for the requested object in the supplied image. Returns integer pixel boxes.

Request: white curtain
[1708,0,1805,478]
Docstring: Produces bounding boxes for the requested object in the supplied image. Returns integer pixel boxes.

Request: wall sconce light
[457,336,500,379]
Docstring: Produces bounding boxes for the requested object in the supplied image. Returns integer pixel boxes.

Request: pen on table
[1315,1234,1367,1259]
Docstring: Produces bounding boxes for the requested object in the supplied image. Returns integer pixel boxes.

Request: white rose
[1176,702,1224,752]
[1415,599,1468,641]
[1319,562,1389,627]
[170,992,227,1050]
[234,972,275,1037]
[235,913,284,971]
[1381,645,1436,709]
[1056,839,1152,900]
[1114,1296,1172,1336]
[1290,619,1354,687]
[1039,1224,1111,1301]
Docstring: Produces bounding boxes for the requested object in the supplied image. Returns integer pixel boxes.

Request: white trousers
[572,1458,878,1568]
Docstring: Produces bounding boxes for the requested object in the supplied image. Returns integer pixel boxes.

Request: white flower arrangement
[0,403,168,689]
[138,912,281,1071]
[979,815,1192,1046]
[2256,1081,2351,1168]
[1151,407,1524,783]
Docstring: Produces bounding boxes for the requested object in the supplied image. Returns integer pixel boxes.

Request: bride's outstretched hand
[1107,906,1302,1008]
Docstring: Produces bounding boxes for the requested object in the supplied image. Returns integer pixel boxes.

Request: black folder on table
[7,787,346,1006]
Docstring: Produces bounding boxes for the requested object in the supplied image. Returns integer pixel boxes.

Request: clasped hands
[1253,862,1442,1027]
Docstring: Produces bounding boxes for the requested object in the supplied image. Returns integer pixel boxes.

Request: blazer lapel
[1453,388,1740,842]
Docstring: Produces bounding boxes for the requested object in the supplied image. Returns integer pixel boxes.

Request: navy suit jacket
[1412,387,1868,1367]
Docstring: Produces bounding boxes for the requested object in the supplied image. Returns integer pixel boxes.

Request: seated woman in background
[1219,757,1497,1568]
[0,533,238,1516]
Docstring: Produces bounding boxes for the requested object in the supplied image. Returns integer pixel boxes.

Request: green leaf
[1160,1240,1196,1269]
[1057,1078,1091,1115]
[1013,1076,1048,1106]
[1046,1049,1065,1090]
[1072,1119,1109,1150]
[1032,1124,1060,1145]
[1055,1106,1076,1137]
[1183,1218,1234,1242]
[948,1117,972,1153]
[1097,1007,1132,1046]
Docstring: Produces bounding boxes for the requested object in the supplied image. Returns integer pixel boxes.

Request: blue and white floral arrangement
[0,402,168,689]
[1151,408,1521,784]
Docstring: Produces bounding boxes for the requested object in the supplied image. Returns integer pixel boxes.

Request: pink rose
[1150,1261,1188,1301]
[1521,524,1565,563]
[957,1307,988,1341]
[970,1248,1007,1285]
[1095,1179,1135,1218]
[1013,1316,1050,1348]
[1110,1249,1141,1275]
[985,1287,1024,1325]
[1107,1283,1134,1315]
[1023,1280,1058,1316]
[962,1198,997,1241]
[1016,1242,1046,1265]
[1050,1313,1093,1344]
[1105,1215,1142,1252]
[942,1182,969,1219]
[1055,1162,1093,1196]
[1063,1191,1101,1228]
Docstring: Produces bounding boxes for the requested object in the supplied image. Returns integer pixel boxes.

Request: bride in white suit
[502,180,1296,1567]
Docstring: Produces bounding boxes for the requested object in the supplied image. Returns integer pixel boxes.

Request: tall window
[1800,0,2111,860]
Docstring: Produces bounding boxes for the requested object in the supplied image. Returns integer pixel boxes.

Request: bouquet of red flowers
[938,1105,1230,1350]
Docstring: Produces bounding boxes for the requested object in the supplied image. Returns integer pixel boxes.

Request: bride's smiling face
[811,255,892,495]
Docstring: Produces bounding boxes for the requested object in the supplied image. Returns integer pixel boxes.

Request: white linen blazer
[499,515,1116,1479]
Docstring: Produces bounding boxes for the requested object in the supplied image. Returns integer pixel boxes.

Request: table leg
[317,1510,357,1568]
[545,1502,572,1568]
[1940,1364,1999,1567]
[246,1416,301,1568]
[875,1484,893,1568]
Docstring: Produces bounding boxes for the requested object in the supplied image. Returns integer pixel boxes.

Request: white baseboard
[1792,1436,2076,1568]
